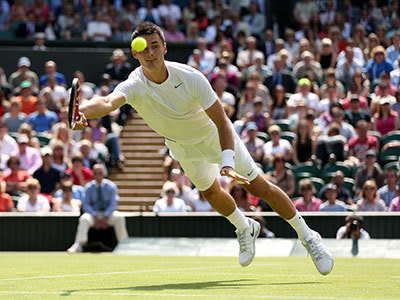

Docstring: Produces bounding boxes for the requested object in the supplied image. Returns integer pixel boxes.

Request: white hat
[40,147,53,156]
[17,134,29,144]
[18,57,31,67]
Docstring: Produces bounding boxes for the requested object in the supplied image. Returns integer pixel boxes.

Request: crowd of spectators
[1,0,400,216]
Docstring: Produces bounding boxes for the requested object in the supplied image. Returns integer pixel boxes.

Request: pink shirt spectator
[348,135,379,161]
[376,111,397,135]
[164,30,186,42]
[18,146,42,175]
[356,198,387,211]
[341,96,368,110]
[389,197,400,211]
[294,196,322,211]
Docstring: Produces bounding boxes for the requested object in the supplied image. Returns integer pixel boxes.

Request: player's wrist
[222,149,235,169]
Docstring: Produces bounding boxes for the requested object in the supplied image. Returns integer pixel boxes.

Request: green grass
[0,254,399,299]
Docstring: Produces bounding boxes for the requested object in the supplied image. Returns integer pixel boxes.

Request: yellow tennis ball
[131,37,147,52]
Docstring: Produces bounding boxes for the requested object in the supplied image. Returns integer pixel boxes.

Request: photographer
[336,215,370,240]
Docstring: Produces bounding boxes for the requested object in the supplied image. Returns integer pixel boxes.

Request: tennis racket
[68,78,82,129]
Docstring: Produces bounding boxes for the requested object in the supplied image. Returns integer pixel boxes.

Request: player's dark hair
[131,22,165,44]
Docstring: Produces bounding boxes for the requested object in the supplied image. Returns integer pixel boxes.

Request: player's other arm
[205,99,249,184]
[76,93,125,128]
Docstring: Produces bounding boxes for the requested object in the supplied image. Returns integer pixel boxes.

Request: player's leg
[67,212,94,253]
[242,174,334,275]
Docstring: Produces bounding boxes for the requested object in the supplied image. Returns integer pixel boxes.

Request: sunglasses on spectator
[27,186,38,190]
[166,190,175,194]
[301,186,313,191]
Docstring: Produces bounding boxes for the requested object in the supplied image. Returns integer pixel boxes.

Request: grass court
[0,254,399,299]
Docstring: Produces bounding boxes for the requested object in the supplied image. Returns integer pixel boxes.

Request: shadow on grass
[61,279,260,295]
[266,281,326,286]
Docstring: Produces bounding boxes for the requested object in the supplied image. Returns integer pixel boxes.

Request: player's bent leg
[243,174,334,275]
[201,179,260,267]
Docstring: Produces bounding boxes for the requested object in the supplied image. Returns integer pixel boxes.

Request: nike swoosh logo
[174,82,183,88]
[247,169,253,177]
[250,225,255,238]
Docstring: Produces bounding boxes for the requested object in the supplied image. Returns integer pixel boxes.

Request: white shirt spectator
[288,92,319,110]
[17,194,50,212]
[263,139,292,157]
[336,226,371,240]
[337,47,365,67]
[153,196,186,213]
[336,57,364,83]
[220,91,236,106]
[0,134,18,156]
[157,2,181,22]
[87,20,111,42]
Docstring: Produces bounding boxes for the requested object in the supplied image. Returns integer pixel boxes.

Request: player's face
[132,33,167,70]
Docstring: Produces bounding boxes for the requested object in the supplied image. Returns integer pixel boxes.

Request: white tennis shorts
[166,131,259,191]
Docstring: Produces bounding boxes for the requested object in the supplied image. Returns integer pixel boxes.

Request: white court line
[0,291,395,300]
[0,263,279,282]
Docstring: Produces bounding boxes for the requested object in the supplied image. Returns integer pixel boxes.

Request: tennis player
[74,22,333,274]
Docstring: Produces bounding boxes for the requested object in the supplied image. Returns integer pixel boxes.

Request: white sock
[286,211,312,241]
[226,207,249,230]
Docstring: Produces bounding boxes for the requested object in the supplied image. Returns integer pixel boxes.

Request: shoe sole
[240,221,261,267]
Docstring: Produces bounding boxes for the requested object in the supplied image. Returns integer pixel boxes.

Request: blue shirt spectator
[54,184,85,202]
[39,60,66,87]
[83,177,118,217]
[386,33,400,64]
[365,46,394,81]
[28,102,58,133]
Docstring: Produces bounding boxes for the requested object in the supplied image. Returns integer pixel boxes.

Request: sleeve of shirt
[83,185,97,216]
[191,70,218,110]
[113,79,133,105]
[104,182,118,217]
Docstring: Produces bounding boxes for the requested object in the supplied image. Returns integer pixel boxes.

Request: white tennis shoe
[235,217,260,267]
[302,231,334,275]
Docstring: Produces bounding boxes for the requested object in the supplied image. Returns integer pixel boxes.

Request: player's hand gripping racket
[68,78,82,129]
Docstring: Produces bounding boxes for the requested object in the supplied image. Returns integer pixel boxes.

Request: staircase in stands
[109,113,165,212]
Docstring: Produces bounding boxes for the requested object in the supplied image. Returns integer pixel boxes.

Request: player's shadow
[62,279,260,295]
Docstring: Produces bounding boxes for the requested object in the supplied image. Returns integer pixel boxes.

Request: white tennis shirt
[114,61,219,144]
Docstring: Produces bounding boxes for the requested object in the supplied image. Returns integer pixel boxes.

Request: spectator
[294,0,318,24]
[329,105,356,142]
[43,74,69,108]
[242,122,264,164]
[292,119,316,165]
[3,98,27,133]
[377,168,399,208]
[336,47,363,86]
[39,60,66,87]
[53,172,85,203]
[356,180,387,211]
[354,150,385,196]
[49,123,75,157]
[67,164,128,253]
[344,96,371,128]
[18,122,39,149]
[293,51,323,84]
[319,38,336,70]
[319,69,345,101]
[319,184,346,212]
[242,2,265,38]
[0,174,13,212]
[386,32,400,64]
[0,119,18,157]
[372,97,399,136]
[190,190,213,212]
[87,11,111,42]
[16,81,38,116]
[288,78,319,112]
[236,36,264,71]
[8,57,39,91]
[248,98,269,133]
[32,32,47,51]
[163,17,185,42]
[390,186,400,211]
[336,215,370,240]
[153,181,186,213]
[50,141,69,174]
[365,46,394,82]
[33,147,60,197]
[263,125,293,164]
[229,182,254,212]
[66,154,93,187]
[27,97,58,133]
[211,73,235,112]
[16,134,42,175]
[187,37,216,76]
[2,156,30,197]
[237,82,258,119]
[53,180,81,212]
[348,120,379,165]
[264,153,295,198]
[138,0,161,25]
[44,11,61,40]
[105,49,132,86]
[294,179,322,212]
[17,178,50,212]
[65,12,87,40]
[268,85,288,121]
[157,0,181,23]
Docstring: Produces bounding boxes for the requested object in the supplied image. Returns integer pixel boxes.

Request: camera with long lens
[350,219,361,232]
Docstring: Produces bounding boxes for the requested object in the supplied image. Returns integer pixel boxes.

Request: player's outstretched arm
[80,93,126,120]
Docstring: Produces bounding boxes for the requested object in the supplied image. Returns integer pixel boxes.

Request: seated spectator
[336,215,371,240]
[316,123,347,165]
[87,11,111,42]
[138,0,161,25]
[354,150,385,196]
[377,168,399,208]
[292,120,316,165]
[229,182,254,212]
[41,74,69,109]
[65,12,87,40]
[269,85,288,121]
[66,154,93,187]
[3,98,27,133]
[242,122,265,164]
[211,73,236,116]
[163,17,185,42]
[343,95,371,128]
[243,2,265,38]
[157,0,182,23]
[2,156,30,197]
[236,36,264,72]
[318,171,352,205]
[50,141,70,174]
[49,123,75,157]
[17,178,50,212]
[67,164,128,253]
[294,179,322,212]
[365,46,394,82]
[264,58,296,94]
[53,180,81,212]
[263,125,293,164]
[320,70,344,101]
[356,180,387,211]
[8,57,39,91]
[348,120,379,165]
[190,190,213,212]
[288,78,319,113]
[329,105,356,142]
[372,97,399,136]
[33,147,60,197]
[247,71,271,105]
[16,81,38,116]
[264,154,295,198]
[169,168,193,206]
[237,83,258,119]
[293,51,323,84]
[336,47,363,87]
[0,118,18,157]
[153,181,186,213]
[318,84,340,115]
[105,49,132,86]
[76,139,98,170]
[187,38,216,76]
[27,97,58,133]
[39,60,66,87]
[16,134,42,175]
[319,184,346,212]
[0,175,13,212]
[53,172,85,202]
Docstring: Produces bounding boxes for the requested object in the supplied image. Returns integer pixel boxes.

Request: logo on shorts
[174,82,183,88]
